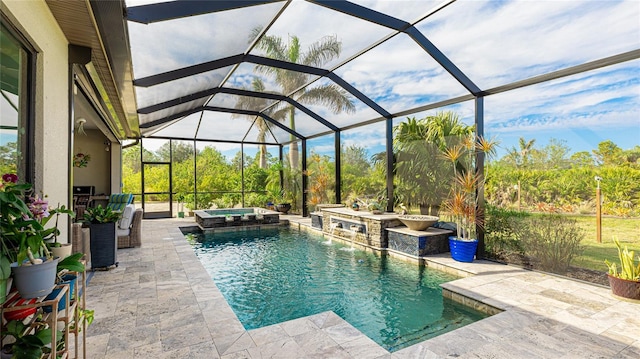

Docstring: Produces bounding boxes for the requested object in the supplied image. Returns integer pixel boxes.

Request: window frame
[1,13,36,183]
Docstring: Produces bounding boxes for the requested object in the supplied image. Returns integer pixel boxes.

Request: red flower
[2,173,18,183]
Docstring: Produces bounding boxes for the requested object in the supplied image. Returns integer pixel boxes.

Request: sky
[6,1,637,164]
[121,0,639,163]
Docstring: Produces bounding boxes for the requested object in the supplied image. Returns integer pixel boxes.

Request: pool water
[191,227,488,352]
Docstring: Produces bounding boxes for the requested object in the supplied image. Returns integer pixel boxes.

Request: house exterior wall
[2,0,71,241]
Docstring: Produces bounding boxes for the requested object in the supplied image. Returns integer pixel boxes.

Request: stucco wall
[2,0,71,241]
[74,130,111,195]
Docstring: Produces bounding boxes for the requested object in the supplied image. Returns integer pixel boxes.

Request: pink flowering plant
[0,173,74,266]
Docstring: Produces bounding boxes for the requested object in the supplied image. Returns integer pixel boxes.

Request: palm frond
[296,84,355,114]
[302,35,341,68]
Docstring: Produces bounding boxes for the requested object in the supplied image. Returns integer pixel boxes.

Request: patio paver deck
[84,217,640,358]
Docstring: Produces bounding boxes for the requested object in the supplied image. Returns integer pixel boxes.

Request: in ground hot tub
[195,207,281,229]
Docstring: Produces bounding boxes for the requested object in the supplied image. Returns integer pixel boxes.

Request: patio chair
[117,205,143,248]
[106,193,134,211]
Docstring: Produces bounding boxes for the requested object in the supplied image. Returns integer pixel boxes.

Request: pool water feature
[191,227,489,352]
[195,207,280,229]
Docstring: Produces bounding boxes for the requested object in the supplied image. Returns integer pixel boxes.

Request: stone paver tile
[220,349,252,359]
[106,322,160,352]
[216,331,256,356]
[248,322,290,346]
[85,333,109,359]
[246,337,306,358]
[293,329,341,357]
[159,304,205,330]
[160,321,213,352]
[506,327,570,357]
[420,326,492,358]
[339,335,388,358]
[206,317,246,338]
[599,317,640,346]
[133,341,192,359]
[102,349,135,359]
[86,310,136,337]
[280,316,320,337]
[390,343,439,359]
[323,321,366,345]
[188,340,221,359]
[540,288,610,311]
[553,325,629,357]
[198,297,239,322]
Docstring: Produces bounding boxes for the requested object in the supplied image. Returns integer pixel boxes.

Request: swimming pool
[191,227,488,352]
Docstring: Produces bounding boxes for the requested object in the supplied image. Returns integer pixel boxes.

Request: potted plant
[43,252,86,312]
[1,254,10,304]
[176,193,185,218]
[605,238,640,302]
[83,205,121,269]
[0,174,71,298]
[442,135,499,262]
[393,113,475,216]
[46,204,75,259]
[2,319,59,359]
[269,189,291,214]
[367,200,385,215]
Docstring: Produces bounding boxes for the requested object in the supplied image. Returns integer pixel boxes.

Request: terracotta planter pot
[608,274,640,302]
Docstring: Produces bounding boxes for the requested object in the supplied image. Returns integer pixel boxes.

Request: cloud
[417,0,640,88]
[128,0,639,154]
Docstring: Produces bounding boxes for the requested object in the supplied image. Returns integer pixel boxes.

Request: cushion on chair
[118,208,143,248]
[107,193,134,211]
[117,204,136,230]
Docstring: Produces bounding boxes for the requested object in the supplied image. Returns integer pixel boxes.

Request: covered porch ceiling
[60,0,640,146]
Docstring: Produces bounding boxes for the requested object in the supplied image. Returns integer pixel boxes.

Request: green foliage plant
[1,174,73,266]
[484,205,529,260]
[517,215,585,274]
[82,205,121,224]
[4,319,59,359]
[605,238,640,281]
[57,252,85,274]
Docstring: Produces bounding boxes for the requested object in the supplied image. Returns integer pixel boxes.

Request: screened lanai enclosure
[111,0,639,254]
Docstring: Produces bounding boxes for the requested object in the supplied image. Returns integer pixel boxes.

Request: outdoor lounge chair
[117,205,143,248]
[106,193,134,211]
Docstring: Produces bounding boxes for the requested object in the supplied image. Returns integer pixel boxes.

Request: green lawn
[570,215,640,272]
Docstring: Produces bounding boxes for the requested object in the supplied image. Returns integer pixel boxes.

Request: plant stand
[2,263,88,358]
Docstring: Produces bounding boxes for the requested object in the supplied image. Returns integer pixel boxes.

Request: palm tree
[232,78,271,169]
[506,137,536,169]
[393,111,474,215]
[252,32,355,169]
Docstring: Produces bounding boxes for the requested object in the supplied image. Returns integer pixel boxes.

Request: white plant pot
[50,243,73,259]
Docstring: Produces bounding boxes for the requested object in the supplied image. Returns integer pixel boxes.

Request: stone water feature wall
[320,207,403,248]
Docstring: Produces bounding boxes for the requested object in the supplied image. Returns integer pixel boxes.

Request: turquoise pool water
[191,227,488,352]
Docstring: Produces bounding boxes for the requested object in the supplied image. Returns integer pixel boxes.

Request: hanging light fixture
[75,118,87,136]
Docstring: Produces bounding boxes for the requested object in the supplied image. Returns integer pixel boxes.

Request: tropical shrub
[517,215,585,273]
[484,205,529,260]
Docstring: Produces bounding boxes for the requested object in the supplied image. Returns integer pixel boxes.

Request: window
[0,19,34,181]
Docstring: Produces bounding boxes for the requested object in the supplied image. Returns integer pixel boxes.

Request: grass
[569,215,640,272]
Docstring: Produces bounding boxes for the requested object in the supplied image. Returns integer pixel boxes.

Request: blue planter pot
[449,237,478,263]
[43,274,77,313]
